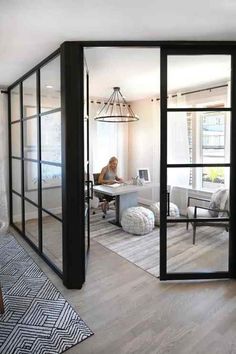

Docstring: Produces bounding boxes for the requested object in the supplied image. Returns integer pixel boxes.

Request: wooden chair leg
[193,223,196,245]
[0,286,4,314]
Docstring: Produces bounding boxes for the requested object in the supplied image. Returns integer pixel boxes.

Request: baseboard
[138,197,154,206]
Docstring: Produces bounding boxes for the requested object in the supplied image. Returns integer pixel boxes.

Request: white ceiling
[1,0,236,89]
[86,48,231,100]
[85,47,160,100]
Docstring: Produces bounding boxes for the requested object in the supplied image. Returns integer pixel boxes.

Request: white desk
[93,183,157,225]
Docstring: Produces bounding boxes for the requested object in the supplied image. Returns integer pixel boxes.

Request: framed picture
[137,168,151,183]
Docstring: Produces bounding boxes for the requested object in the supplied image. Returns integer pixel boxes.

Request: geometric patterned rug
[0,233,93,354]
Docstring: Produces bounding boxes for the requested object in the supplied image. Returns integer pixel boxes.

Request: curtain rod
[151,83,228,102]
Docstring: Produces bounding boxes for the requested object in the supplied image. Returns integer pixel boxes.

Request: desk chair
[93,173,115,218]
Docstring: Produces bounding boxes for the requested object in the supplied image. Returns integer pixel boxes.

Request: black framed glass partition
[160,47,235,280]
[9,43,86,289]
[8,41,236,289]
[9,50,63,277]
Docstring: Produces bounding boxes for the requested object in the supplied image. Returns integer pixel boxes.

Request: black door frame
[7,41,236,289]
[160,45,234,280]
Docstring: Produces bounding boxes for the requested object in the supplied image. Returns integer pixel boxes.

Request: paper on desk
[105,183,121,188]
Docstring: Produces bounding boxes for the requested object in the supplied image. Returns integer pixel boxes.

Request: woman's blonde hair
[108,156,118,164]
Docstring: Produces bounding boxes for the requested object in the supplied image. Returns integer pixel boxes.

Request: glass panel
[167,166,229,272]
[167,112,230,165]
[12,159,21,194]
[41,164,62,216]
[25,201,38,246]
[23,118,38,160]
[40,56,61,112]
[12,193,22,230]
[23,73,37,117]
[41,112,61,163]
[167,55,231,108]
[201,112,230,164]
[24,161,38,204]
[167,223,229,273]
[167,167,230,194]
[11,122,21,157]
[42,212,62,271]
[11,85,20,122]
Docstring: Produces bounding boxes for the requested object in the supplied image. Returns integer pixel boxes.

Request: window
[201,111,226,190]
[186,104,230,191]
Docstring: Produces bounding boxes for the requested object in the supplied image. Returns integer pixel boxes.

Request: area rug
[0,233,93,354]
[91,210,228,276]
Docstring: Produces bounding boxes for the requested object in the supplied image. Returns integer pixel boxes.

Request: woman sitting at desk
[98,156,123,185]
[98,156,123,215]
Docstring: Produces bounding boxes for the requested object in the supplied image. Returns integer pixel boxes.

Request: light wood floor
[12,228,236,354]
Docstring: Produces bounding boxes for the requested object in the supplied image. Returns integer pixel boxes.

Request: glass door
[160,47,232,280]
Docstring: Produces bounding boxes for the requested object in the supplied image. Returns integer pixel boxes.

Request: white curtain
[168,94,190,187]
[0,91,9,233]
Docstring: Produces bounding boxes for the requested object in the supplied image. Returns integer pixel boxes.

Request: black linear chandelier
[94,87,139,123]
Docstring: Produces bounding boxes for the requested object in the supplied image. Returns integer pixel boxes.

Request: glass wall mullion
[41,208,62,222]
[20,82,25,236]
[23,114,38,121]
[40,160,62,167]
[229,52,236,277]
[11,119,21,124]
[23,157,38,163]
[167,107,231,112]
[167,217,229,223]
[40,108,61,116]
[37,69,42,253]
[160,47,168,280]
[12,190,22,198]
[167,163,231,168]
[24,196,38,209]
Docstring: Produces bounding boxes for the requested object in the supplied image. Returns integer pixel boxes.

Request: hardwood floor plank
[9,219,236,354]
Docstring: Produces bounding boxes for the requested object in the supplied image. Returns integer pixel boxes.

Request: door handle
[88,180,94,200]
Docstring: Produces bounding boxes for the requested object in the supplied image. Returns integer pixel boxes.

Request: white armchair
[186,188,229,244]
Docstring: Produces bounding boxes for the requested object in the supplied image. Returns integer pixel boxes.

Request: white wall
[128,97,160,204]
[89,99,129,180]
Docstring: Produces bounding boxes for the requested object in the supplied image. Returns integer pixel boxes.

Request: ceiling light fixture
[45,85,53,89]
[94,87,139,123]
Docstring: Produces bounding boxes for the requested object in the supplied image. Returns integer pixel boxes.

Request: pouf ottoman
[150,202,180,226]
[121,206,154,235]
